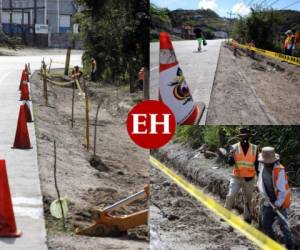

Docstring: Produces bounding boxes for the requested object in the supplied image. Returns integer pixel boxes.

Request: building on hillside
[0,0,79,47]
[181,24,195,39]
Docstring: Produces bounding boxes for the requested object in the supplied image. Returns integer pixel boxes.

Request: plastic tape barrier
[237,43,300,67]
[149,156,286,250]
[74,79,85,96]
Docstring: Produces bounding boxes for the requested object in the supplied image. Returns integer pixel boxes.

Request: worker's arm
[255,152,259,176]
[274,169,288,208]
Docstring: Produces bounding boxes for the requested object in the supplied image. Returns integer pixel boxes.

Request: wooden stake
[71,81,75,128]
[93,103,101,157]
[83,80,90,151]
[64,47,71,76]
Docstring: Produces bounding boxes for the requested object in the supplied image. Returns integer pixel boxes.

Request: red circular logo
[127,100,176,149]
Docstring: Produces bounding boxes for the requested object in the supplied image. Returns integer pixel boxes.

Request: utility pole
[34,0,37,40]
[227,11,235,43]
[9,0,12,37]
[0,0,3,25]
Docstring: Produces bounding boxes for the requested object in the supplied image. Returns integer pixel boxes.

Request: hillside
[150,4,230,40]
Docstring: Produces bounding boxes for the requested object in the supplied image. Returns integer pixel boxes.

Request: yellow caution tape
[46,78,74,87]
[149,156,286,250]
[236,43,300,67]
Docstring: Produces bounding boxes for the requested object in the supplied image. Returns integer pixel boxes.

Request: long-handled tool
[75,185,149,237]
[268,201,289,227]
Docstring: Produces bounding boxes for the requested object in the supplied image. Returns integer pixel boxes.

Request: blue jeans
[262,205,293,249]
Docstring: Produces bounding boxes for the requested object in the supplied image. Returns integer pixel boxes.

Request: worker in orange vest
[284,30,293,56]
[138,67,145,91]
[225,128,258,223]
[232,39,238,56]
[257,147,293,250]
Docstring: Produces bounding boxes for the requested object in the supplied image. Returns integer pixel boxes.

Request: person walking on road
[194,28,206,52]
[90,57,97,81]
[225,128,259,223]
[257,147,293,250]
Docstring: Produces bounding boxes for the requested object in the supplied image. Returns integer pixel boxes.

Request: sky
[150,0,300,17]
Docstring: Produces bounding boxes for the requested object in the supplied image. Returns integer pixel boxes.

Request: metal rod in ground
[48,58,52,73]
[71,81,75,128]
[93,103,101,157]
[53,140,66,229]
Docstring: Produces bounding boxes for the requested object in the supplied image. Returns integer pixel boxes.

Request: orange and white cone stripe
[159,32,204,125]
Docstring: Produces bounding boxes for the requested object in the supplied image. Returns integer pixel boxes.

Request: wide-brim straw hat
[258,147,280,164]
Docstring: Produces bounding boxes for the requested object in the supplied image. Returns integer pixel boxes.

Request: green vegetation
[232,10,300,56]
[0,28,17,49]
[175,126,300,186]
[74,0,149,85]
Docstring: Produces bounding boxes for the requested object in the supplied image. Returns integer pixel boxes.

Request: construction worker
[232,39,238,56]
[138,67,145,91]
[90,57,97,81]
[225,128,258,223]
[284,30,293,56]
[257,147,293,250]
[291,29,299,56]
[194,28,206,52]
[71,66,83,81]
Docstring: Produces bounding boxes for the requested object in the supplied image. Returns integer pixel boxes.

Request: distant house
[181,24,195,39]
[213,31,228,39]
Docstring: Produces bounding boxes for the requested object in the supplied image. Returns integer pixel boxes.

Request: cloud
[198,0,218,10]
[232,2,251,16]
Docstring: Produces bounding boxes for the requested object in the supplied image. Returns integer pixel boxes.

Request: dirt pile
[207,43,300,124]
[30,70,149,249]
[152,142,300,249]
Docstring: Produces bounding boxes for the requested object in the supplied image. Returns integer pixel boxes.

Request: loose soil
[206,43,300,124]
[30,70,149,249]
[150,142,300,249]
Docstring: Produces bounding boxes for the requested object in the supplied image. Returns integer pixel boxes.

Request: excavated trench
[152,142,300,249]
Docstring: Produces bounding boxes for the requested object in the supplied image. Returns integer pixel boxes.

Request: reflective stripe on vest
[233,142,257,177]
[273,164,291,208]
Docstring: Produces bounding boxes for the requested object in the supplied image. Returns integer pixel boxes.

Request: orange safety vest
[273,164,291,208]
[232,142,257,177]
[232,40,238,49]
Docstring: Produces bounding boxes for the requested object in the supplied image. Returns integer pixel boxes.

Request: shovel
[268,201,290,227]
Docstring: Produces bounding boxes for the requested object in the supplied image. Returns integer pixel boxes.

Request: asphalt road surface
[0,51,82,250]
[150,39,223,124]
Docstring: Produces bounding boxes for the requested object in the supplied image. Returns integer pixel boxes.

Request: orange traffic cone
[19,70,29,91]
[20,82,30,101]
[159,32,205,125]
[13,105,32,149]
[24,102,33,123]
[0,160,22,237]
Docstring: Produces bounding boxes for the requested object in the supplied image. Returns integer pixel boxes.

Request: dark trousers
[91,72,96,81]
[262,205,293,249]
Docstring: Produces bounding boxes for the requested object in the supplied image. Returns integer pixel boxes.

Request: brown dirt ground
[150,142,300,249]
[206,43,300,125]
[30,70,149,249]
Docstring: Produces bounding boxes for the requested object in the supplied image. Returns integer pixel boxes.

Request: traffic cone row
[0,65,32,238]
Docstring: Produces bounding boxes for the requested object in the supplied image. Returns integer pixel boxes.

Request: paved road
[150,40,223,124]
[0,52,82,249]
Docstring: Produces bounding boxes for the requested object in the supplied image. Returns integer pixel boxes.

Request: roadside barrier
[235,42,300,67]
[149,156,287,250]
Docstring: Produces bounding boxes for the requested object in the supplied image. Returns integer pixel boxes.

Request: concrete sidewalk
[0,54,81,249]
[150,39,223,124]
